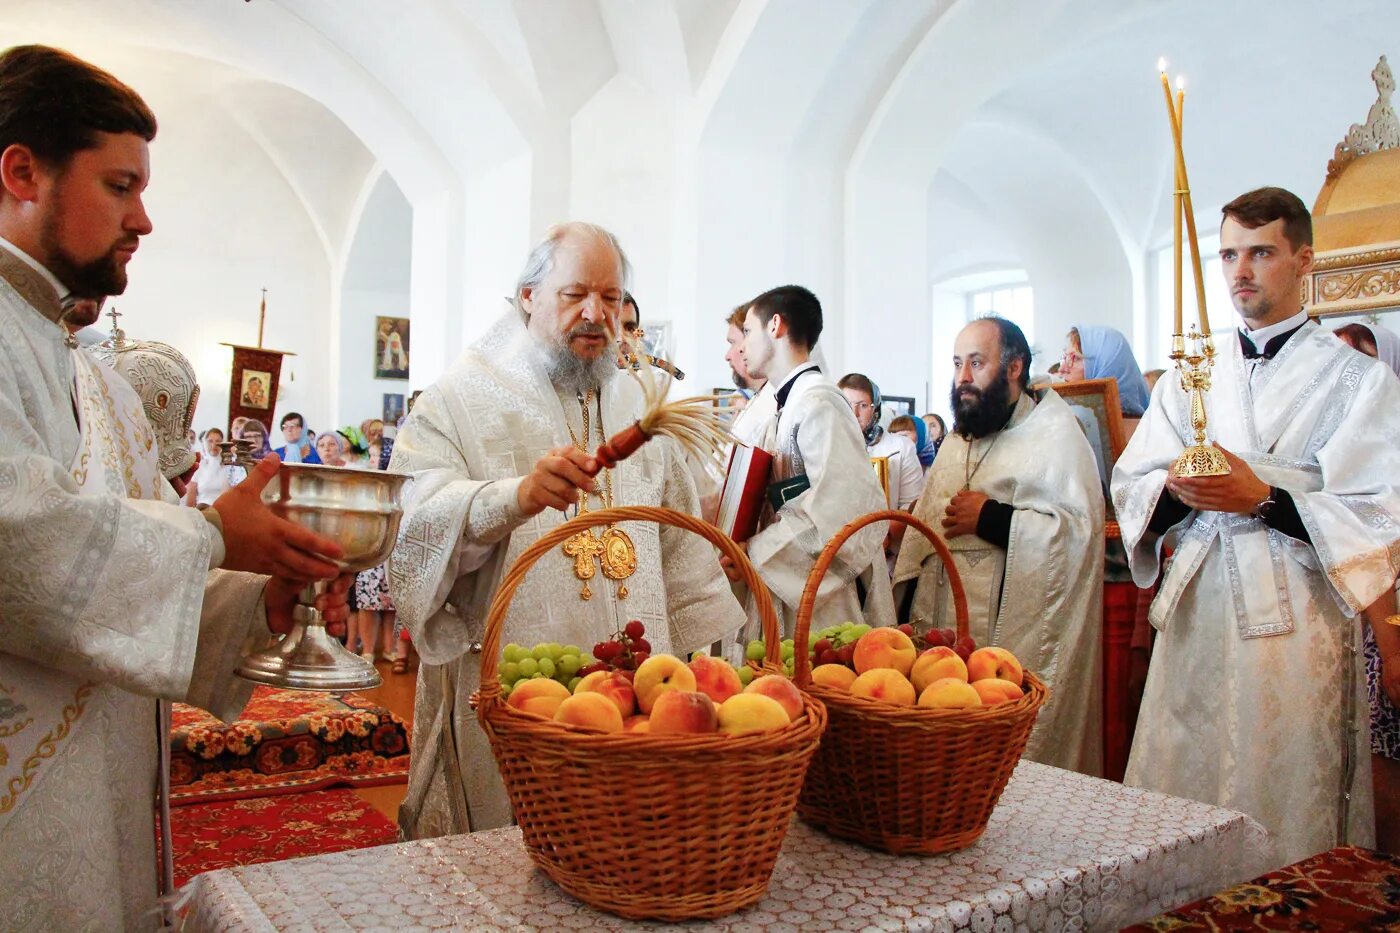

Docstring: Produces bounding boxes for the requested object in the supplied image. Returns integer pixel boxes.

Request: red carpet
[1127,845,1400,931]
[170,686,410,804]
[170,788,400,888]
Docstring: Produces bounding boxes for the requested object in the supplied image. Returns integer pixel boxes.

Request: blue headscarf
[1074,325,1150,417]
[911,415,936,469]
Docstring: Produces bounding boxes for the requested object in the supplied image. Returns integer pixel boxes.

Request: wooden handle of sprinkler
[590,422,649,472]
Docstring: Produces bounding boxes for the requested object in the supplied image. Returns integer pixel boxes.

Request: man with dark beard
[894,316,1104,775]
[388,221,745,837]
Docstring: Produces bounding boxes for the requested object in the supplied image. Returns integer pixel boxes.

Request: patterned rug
[170,686,410,804]
[170,788,400,888]
[1127,845,1400,931]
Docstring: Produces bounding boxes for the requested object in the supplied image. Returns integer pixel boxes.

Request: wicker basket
[474,505,827,921]
[793,509,1047,855]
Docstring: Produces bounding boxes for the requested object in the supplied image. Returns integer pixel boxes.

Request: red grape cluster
[922,625,977,661]
[581,619,652,681]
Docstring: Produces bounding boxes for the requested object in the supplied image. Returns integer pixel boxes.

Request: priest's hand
[942,490,989,539]
[265,573,353,637]
[213,454,345,581]
[1164,445,1269,515]
[517,447,598,516]
[719,540,749,582]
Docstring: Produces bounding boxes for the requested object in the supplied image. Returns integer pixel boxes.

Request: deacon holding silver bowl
[0,47,352,930]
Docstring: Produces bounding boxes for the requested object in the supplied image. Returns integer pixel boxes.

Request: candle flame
[1176,75,1185,90]
[1158,56,1167,73]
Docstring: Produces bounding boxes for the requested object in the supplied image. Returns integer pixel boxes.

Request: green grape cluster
[742,636,805,678]
[810,621,871,668]
[498,642,594,697]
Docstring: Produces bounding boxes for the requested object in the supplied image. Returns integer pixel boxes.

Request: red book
[714,443,773,542]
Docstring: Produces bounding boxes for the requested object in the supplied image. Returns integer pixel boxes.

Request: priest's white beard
[531,325,619,396]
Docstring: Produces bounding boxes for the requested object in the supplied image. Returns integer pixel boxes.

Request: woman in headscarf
[237,418,273,459]
[1333,320,1400,853]
[1061,325,1151,417]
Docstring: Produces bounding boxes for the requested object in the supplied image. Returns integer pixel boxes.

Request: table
[183,761,1269,932]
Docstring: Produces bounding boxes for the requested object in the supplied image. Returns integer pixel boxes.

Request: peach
[918,677,982,709]
[910,646,969,694]
[966,647,1023,686]
[623,714,651,734]
[971,679,1025,706]
[649,690,719,734]
[849,668,916,706]
[633,654,698,713]
[811,664,857,690]
[553,691,624,732]
[852,627,918,676]
[744,674,803,722]
[689,654,744,704]
[507,678,571,718]
[716,693,790,735]
[576,670,637,719]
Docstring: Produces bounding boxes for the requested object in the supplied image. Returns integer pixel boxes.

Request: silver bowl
[235,463,410,692]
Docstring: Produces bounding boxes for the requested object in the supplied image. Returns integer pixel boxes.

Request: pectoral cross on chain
[562,528,605,600]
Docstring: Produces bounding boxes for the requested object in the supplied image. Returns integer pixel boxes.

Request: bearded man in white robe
[723,285,891,636]
[1114,187,1400,867]
[0,46,349,931]
[894,316,1104,775]
[388,223,745,839]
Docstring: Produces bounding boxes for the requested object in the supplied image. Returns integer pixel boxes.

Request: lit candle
[1176,76,1211,336]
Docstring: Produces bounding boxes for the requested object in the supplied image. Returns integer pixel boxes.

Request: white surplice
[1113,322,1400,867]
[0,248,270,931]
[893,391,1105,775]
[387,312,745,839]
[743,366,893,637]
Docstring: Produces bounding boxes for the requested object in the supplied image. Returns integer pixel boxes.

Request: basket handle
[792,509,969,688]
[476,505,781,709]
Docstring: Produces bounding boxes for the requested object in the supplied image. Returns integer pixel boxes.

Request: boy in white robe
[1113,187,1400,866]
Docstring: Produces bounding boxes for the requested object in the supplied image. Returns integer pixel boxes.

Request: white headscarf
[1368,324,1400,377]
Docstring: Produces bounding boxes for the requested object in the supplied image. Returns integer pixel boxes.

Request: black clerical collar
[774,362,820,412]
[1239,310,1309,361]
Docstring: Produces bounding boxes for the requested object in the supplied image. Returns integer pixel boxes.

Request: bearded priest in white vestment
[0,45,350,932]
[1114,188,1400,867]
[894,317,1104,775]
[389,223,745,838]
[723,286,892,637]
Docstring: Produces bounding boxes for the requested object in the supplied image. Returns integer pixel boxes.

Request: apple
[716,693,791,734]
[811,663,857,690]
[918,677,983,709]
[849,668,916,706]
[966,647,1023,686]
[852,627,918,676]
[507,678,571,718]
[553,692,624,732]
[910,646,969,694]
[649,691,719,734]
[689,654,744,704]
[576,670,637,718]
[633,654,698,713]
[744,674,803,721]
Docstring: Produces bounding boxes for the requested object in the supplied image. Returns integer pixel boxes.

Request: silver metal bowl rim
[275,462,412,482]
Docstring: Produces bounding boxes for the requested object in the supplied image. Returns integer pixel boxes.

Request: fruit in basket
[852,627,917,676]
[952,635,977,663]
[971,679,1025,706]
[918,677,983,709]
[736,665,755,687]
[650,690,719,734]
[623,714,650,733]
[575,670,637,719]
[716,693,790,734]
[634,654,698,713]
[850,668,916,706]
[967,646,1023,685]
[500,642,596,694]
[508,678,572,717]
[910,646,968,694]
[811,663,857,690]
[554,692,625,733]
[689,654,744,704]
[745,674,803,722]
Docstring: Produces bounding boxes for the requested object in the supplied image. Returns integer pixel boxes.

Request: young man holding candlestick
[1112,186,1400,866]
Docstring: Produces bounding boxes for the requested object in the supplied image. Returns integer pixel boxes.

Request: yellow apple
[633,654,698,713]
[716,693,790,734]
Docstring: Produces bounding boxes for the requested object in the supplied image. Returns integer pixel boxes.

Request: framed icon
[375,316,410,380]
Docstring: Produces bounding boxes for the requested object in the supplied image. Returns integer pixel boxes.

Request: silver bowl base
[236,622,383,693]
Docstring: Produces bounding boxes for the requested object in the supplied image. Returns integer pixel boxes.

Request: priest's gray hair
[513,221,632,321]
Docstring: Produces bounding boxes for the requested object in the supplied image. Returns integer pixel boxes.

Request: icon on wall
[383,393,406,426]
[375,316,410,380]
[239,369,272,409]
